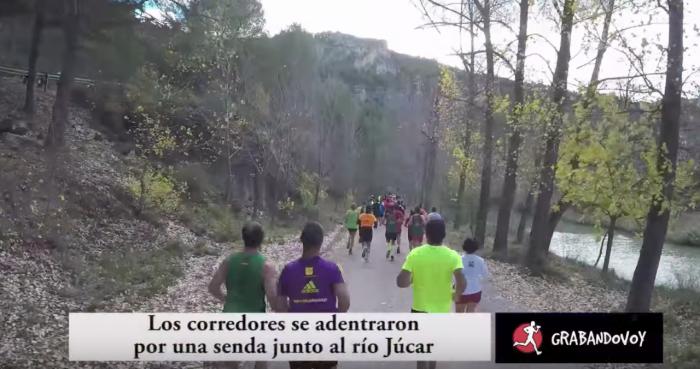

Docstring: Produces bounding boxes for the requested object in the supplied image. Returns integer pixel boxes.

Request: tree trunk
[594,230,608,267]
[45,2,79,149]
[516,189,533,244]
[137,165,147,215]
[421,91,441,207]
[626,0,683,312]
[455,11,477,230]
[454,169,467,229]
[542,0,615,251]
[475,0,495,245]
[23,0,46,115]
[252,170,261,219]
[526,0,576,271]
[588,0,615,92]
[602,217,616,273]
[493,0,529,256]
[543,203,568,252]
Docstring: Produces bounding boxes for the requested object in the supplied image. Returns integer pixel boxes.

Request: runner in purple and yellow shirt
[277,222,350,369]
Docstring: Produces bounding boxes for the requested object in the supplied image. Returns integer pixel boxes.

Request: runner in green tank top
[223,251,266,312]
[344,203,360,254]
[208,222,277,369]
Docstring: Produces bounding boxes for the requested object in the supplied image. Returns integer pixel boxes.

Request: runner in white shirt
[456,238,489,312]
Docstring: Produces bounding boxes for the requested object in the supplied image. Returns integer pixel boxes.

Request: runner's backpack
[408,214,424,237]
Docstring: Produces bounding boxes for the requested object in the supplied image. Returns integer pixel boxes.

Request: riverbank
[559,209,700,248]
[473,237,700,369]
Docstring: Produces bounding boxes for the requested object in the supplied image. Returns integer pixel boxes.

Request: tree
[543,0,619,253]
[415,0,503,240]
[315,78,357,205]
[453,0,479,230]
[556,96,655,274]
[492,0,530,256]
[45,0,149,148]
[626,0,684,312]
[421,67,459,206]
[23,0,46,115]
[472,0,497,244]
[45,0,80,148]
[526,0,576,271]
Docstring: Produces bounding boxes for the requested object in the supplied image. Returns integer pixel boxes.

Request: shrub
[207,206,240,243]
[127,168,185,216]
[298,172,326,209]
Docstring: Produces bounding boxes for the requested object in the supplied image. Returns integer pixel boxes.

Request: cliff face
[315,32,400,76]
[314,32,440,101]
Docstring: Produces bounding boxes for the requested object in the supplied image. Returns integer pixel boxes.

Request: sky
[260,0,700,97]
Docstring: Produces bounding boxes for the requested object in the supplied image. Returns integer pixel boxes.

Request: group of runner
[344,194,447,262]
[209,199,488,369]
[208,221,349,369]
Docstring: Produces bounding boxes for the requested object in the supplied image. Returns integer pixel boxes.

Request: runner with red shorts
[405,208,426,250]
[456,238,489,313]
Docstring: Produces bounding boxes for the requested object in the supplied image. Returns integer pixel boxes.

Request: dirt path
[269,226,580,369]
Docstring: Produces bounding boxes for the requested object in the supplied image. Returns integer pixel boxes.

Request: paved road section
[270,226,580,369]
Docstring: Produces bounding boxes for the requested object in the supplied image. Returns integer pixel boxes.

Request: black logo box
[495,313,663,363]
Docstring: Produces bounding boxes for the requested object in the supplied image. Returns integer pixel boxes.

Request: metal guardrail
[0,65,96,86]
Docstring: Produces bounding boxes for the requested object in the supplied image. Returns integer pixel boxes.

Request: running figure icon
[512,321,542,355]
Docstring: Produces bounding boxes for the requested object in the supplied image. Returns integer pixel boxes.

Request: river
[549,221,700,289]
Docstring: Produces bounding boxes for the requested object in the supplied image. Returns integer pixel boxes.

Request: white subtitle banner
[69,313,492,361]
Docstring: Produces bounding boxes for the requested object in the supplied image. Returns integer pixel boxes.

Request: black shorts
[359,227,373,243]
[385,232,398,242]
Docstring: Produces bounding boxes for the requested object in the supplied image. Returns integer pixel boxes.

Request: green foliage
[449,146,478,184]
[556,96,656,232]
[191,205,240,243]
[436,66,460,131]
[127,169,185,215]
[298,172,326,208]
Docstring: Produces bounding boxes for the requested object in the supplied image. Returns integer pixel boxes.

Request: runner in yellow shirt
[396,218,466,313]
[396,218,465,369]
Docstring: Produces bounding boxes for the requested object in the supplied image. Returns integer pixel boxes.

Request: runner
[396,219,466,369]
[394,204,406,254]
[277,222,350,369]
[372,198,382,228]
[384,207,400,261]
[456,238,489,313]
[405,207,426,250]
[427,207,442,221]
[358,206,377,262]
[344,203,360,255]
[378,201,385,227]
[208,222,277,369]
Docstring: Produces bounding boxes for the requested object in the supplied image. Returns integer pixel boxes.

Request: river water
[549,221,700,289]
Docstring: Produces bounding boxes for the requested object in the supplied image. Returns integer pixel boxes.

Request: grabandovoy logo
[512,321,543,355]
